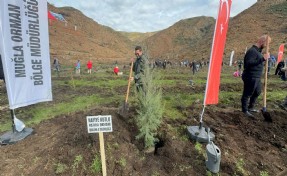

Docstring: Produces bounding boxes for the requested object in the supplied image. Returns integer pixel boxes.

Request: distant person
[75,60,81,74]
[132,46,148,92]
[87,59,93,74]
[191,61,197,75]
[163,60,167,69]
[267,57,272,74]
[241,35,271,117]
[0,55,5,83]
[281,67,287,81]
[238,60,243,76]
[233,70,240,77]
[53,56,60,76]
[279,60,287,81]
[270,55,276,67]
[275,61,285,76]
[113,65,119,75]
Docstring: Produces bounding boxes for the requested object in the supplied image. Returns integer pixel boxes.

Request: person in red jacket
[114,65,119,75]
[87,60,93,74]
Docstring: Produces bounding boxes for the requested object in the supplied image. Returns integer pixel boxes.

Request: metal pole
[10,109,15,133]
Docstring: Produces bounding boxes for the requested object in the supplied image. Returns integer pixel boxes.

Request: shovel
[119,61,134,115]
[261,35,272,122]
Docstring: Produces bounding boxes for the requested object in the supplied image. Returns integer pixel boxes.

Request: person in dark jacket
[132,46,148,92]
[191,61,197,75]
[275,61,285,76]
[0,55,5,83]
[241,35,271,117]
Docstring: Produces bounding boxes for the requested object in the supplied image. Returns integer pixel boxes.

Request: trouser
[241,77,261,112]
[135,79,144,93]
[282,75,287,81]
[192,69,196,75]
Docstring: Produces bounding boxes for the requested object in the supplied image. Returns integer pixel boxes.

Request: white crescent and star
[220,0,231,34]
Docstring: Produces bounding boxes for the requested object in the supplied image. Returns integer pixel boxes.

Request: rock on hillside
[48,4,134,65]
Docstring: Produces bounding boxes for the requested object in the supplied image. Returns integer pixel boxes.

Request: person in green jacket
[133,46,148,92]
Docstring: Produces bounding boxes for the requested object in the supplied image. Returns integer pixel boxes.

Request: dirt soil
[0,76,286,176]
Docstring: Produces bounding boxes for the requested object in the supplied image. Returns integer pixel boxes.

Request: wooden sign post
[87,115,112,176]
[99,132,107,176]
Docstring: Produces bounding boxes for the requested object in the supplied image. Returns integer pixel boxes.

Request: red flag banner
[277,44,284,64]
[48,11,57,20]
[204,0,232,105]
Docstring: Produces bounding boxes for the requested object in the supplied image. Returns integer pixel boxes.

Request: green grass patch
[91,154,101,174]
[269,1,287,16]
[0,94,117,132]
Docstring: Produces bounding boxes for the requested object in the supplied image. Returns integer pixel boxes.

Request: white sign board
[0,0,52,109]
[87,115,113,133]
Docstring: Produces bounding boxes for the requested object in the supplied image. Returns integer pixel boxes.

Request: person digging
[241,35,271,118]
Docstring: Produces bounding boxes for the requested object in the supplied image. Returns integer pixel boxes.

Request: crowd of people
[233,51,287,81]
[1,41,286,114]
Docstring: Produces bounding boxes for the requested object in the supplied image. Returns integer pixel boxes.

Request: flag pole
[10,109,15,133]
[0,108,33,145]
[199,105,206,125]
[187,0,233,143]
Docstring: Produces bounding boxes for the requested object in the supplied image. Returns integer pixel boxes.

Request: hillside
[48,4,134,65]
[224,0,287,61]
[141,0,287,62]
[1,1,287,175]
[141,16,215,60]
[48,0,287,64]
[119,31,157,43]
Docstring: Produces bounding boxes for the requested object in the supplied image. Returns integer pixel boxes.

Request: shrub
[91,154,101,174]
[135,65,164,148]
[54,163,68,174]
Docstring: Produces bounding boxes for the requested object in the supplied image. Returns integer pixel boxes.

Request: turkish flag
[48,11,57,20]
[204,0,232,105]
[277,44,284,64]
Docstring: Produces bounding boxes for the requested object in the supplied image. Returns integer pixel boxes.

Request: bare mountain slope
[141,0,287,62]
[141,16,215,60]
[120,31,157,43]
[48,4,134,64]
[224,0,287,60]
[48,0,287,64]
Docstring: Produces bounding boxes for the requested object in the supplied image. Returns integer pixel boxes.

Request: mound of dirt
[0,77,286,175]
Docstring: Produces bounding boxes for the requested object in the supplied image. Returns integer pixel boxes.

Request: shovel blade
[261,109,272,122]
[118,101,129,116]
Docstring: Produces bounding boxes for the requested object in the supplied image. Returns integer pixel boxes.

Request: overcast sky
[48,0,257,33]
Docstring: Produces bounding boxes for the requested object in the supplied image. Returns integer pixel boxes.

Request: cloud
[48,0,257,32]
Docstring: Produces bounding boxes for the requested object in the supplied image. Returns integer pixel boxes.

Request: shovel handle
[263,35,270,108]
[125,61,134,103]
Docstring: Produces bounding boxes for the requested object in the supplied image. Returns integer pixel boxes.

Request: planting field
[0,64,286,176]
